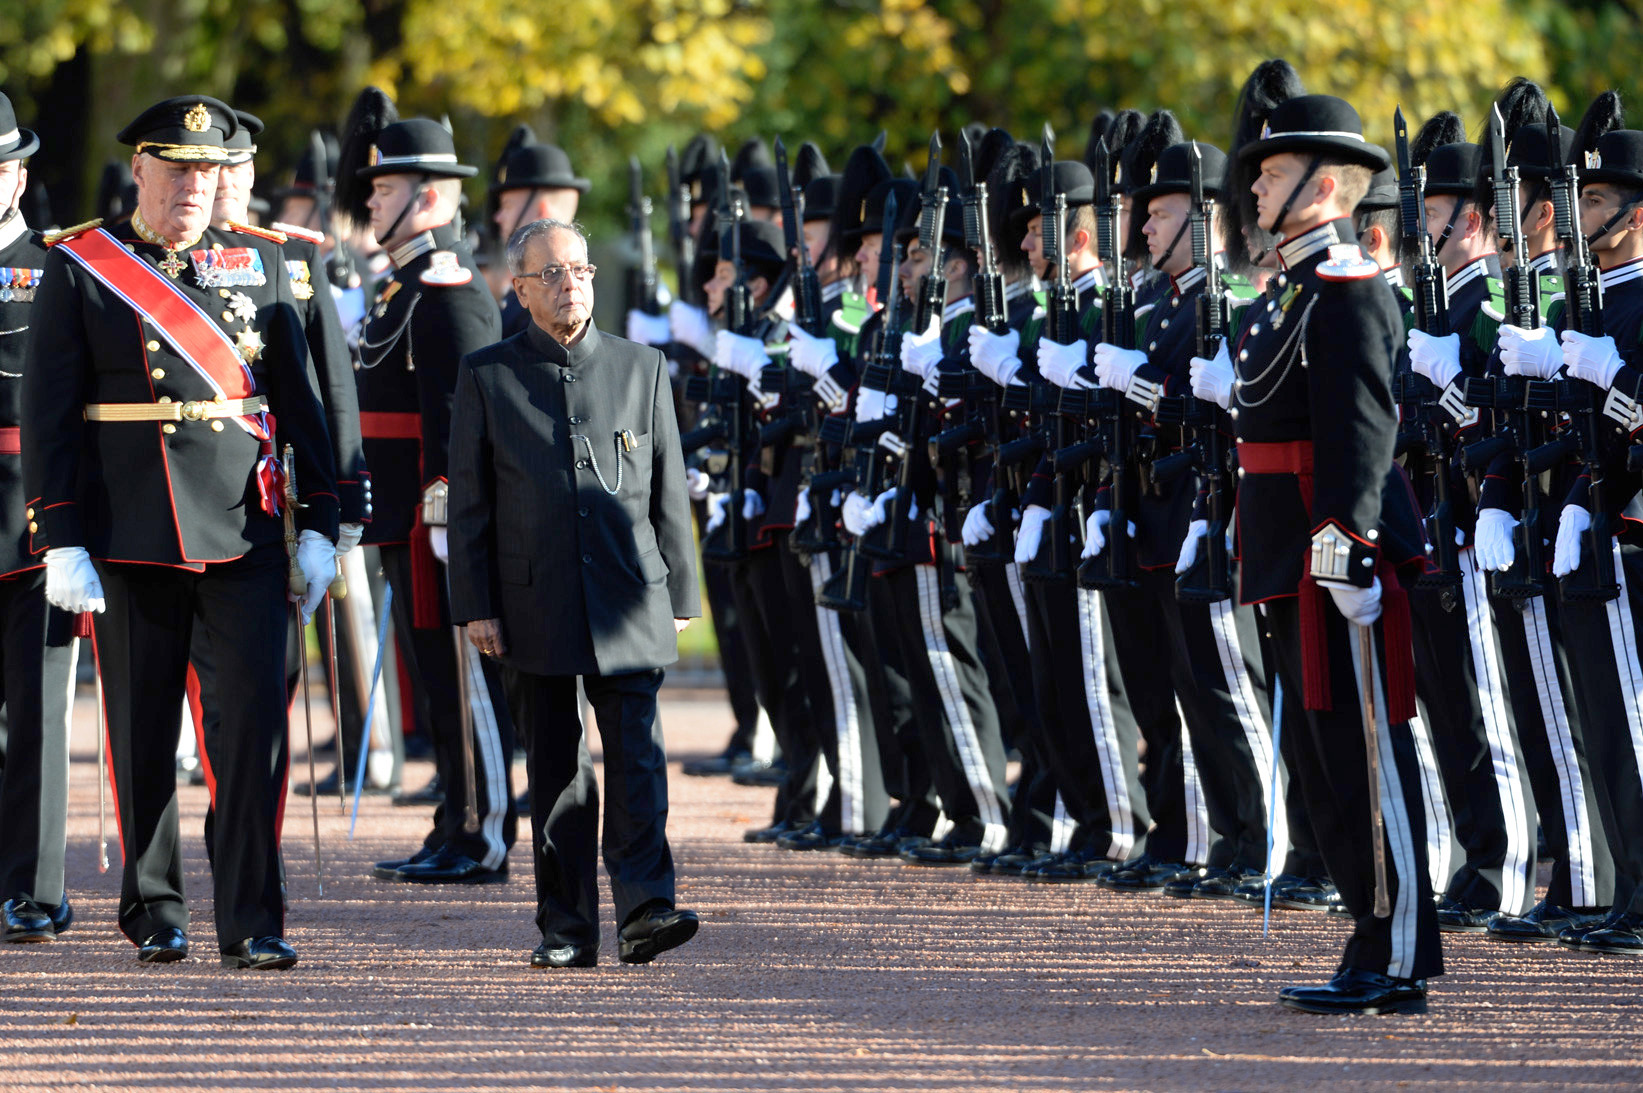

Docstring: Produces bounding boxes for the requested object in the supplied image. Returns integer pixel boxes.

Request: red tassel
[74,611,94,639]
[1299,575,1333,713]
[256,454,285,519]
[409,514,441,630]
[1379,565,1418,724]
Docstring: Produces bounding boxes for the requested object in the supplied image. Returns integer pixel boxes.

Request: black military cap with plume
[1411,110,1465,168]
[1470,78,1548,211]
[973,127,1017,191]
[334,86,398,232]
[833,140,893,254]
[1120,109,1182,262]
[1572,90,1625,165]
[1093,109,1144,178]
[1223,59,1305,272]
[988,137,1038,279]
[730,137,770,183]
[793,141,830,188]
[1083,109,1115,171]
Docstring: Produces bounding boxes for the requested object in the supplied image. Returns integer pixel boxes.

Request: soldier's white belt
[84,396,268,423]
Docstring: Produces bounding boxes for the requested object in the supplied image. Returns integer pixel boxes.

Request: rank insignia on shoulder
[223,219,288,245]
[191,247,267,288]
[286,260,315,300]
[420,251,472,287]
[1316,244,1379,282]
[271,221,325,245]
[0,266,43,303]
[42,219,103,247]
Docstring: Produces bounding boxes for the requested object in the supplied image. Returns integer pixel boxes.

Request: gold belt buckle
[180,400,208,422]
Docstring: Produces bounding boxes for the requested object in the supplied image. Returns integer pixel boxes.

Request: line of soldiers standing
[636,60,1643,1014]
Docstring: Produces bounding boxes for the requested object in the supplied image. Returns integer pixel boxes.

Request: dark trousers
[864,569,939,834]
[379,544,516,866]
[508,667,675,947]
[93,545,288,950]
[1265,595,1444,981]
[0,572,79,908]
[695,499,762,754]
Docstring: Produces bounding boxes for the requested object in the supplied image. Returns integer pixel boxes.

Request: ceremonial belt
[0,427,18,455]
[359,411,421,440]
[1236,439,1312,476]
[85,396,268,423]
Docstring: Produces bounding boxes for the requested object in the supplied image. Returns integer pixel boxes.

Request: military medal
[158,251,187,278]
[286,259,314,301]
[191,246,267,288]
[129,209,197,280]
[227,291,257,322]
[234,326,264,363]
[0,266,42,303]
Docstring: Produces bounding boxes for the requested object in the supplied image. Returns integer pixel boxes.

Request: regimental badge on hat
[0,267,42,303]
[1587,149,1603,169]
[117,96,238,163]
[286,259,315,300]
[419,250,472,287]
[184,104,210,133]
[190,246,267,288]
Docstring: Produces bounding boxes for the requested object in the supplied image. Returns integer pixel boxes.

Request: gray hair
[505,218,588,275]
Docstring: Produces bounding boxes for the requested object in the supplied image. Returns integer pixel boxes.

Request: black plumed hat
[833,140,893,250]
[1224,59,1305,270]
[793,142,830,188]
[730,137,770,183]
[335,87,399,230]
[1121,110,1182,260]
[1411,110,1465,168]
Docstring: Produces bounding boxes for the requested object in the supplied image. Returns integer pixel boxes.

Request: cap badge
[368,144,380,167]
[183,103,210,134]
[1586,150,1603,169]
[1260,122,1272,140]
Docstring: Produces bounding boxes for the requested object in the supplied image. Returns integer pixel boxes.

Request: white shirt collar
[1004,276,1038,302]
[0,211,27,253]
[943,294,975,323]
[1172,266,1208,295]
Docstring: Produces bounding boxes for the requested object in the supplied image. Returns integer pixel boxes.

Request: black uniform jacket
[23,218,337,567]
[355,221,499,546]
[448,320,700,677]
[0,215,47,577]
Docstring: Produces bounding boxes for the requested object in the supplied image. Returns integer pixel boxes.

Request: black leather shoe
[776,823,847,851]
[840,827,929,859]
[221,936,298,970]
[1558,909,1620,948]
[393,845,507,885]
[901,838,982,866]
[743,819,798,844]
[730,759,787,788]
[1279,968,1427,1015]
[392,775,444,807]
[1579,910,1643,955]
[1194,864,1264,899]
[1161,865,1211,898]
[618,906,699,964]
[2,899,55,943]
[373,844,436,880]
[1026,849,1117,882]
[136,927,189,963]
[1488,899,1608,944]
[1436,895,1501,933]
[1272,875,1344,913]
[50,898,73,936]
[984,849,1055,877]
[1232,872,1301,907]
[681,747,751,778]
[530,942,597,968]
[1099,856,1191,891]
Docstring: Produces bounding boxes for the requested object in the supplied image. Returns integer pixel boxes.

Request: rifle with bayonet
[1458,103,1549,598]
[1391,105,1463,592]
[693,149,753,562]
[665,145,700,308]
[628,156,661,315]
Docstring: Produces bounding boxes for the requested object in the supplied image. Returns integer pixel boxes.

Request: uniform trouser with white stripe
[506,667,676,947]
[1557,539,1643,915]
[880,561,1011,851]
[1264,595,1445,981]
[972,562,1062,852]
[864,572,941,835]
[1023,575,1149,863]
[379,544,516,868]
[0,573,79,909]
[93,545,291,950]
[1490,587,1612,911]
[728,544,820,828]
[1407,552,1537,915]
[786,544,889,836]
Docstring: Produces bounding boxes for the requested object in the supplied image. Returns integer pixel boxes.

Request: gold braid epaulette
[42,219,103,247]
[224,219,288,245]
[271,221,325,245]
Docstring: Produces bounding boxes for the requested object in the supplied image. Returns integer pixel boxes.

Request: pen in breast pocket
[619,429,636,452]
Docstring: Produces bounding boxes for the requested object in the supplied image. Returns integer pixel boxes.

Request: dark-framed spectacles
[529,263,597,286]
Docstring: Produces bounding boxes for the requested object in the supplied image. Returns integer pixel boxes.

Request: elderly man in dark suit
[448,217,701,968]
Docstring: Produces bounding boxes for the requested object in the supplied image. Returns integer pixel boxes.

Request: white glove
[429,526,448,564]
[705,491,729,535]
[1562,330,1625,389]
[841,490,877,536]
[1175,519,1208,575]
[1327,576,1382,627]
[1498,324,1562,380]
[1474,508,1517,573]
[1014,504,1051,565]
[742,488,765,521]
[1406,329,1462,389]
[855,387,896,423]
[968,326,1022,386]
[337,522,364,556]
[789,325,840,379]
[961,502,994,547]
[715,329,770,380]
[43,546,104,615]
[1093,343,1148,391]
[668,301,716,358]
[869,487,917,528]
[900,318,944,380]
[294,529,336,625]
[1189,341,1235,409]
[794,486,813,528]
[686,466,710,501]
[626,308,672,347]
[1553,504,1591,578]
[1080,508,1136,559]
[1037,338,1091,389]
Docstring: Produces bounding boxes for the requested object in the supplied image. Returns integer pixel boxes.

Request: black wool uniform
[0,210,81,928]
[1232,216,1443,987]
[23,213,339,953]
[356,221,516,872]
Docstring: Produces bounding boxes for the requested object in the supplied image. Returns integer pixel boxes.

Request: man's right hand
[45,547,105,615]
[469,618,507,658]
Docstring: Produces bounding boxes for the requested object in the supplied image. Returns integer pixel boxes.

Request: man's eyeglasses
[528,263,598,286]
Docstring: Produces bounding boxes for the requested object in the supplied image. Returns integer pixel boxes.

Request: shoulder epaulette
[420,250,472,287]
[1480,300,1505,322]
[42,219,103,247]
[1316,243,1379,282]
[270,221,324,245]
[223,219,288,245]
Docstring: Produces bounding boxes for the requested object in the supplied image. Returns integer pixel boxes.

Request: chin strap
[376,173,431,249]
[1153,217,1190,274]
[1586,194,1643,251]
[1268,155,1323,242]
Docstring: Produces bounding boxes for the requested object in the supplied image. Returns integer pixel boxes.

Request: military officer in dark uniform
[335,91,517,884]
[0,91,80,944]
[23,96,340,969]
[490,140,590,337]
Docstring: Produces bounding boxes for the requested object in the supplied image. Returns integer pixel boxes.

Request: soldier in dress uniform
[23,96,340,969]
[0,91,80,945]
[334,89,518,885]
[490,140,590,337]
